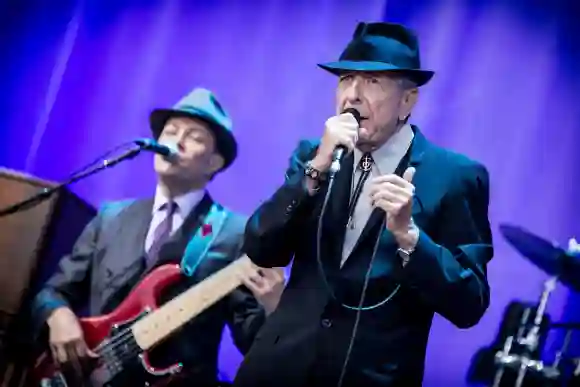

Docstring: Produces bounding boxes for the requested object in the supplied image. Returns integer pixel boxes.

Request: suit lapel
[180,202,229,277]
[99,199,152,311]
[343,126,429,265]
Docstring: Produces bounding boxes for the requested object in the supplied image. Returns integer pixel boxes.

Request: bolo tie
[346,153,374,230]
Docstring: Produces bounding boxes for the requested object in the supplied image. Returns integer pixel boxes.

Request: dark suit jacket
[31,193,265,386]
[234,127,493,387]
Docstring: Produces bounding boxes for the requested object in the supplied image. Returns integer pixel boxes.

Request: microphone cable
[315,163,401,387]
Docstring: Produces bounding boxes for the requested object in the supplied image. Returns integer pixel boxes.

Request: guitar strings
[81,324,152,373]
[82,303,197,370]
[93,326,137,357]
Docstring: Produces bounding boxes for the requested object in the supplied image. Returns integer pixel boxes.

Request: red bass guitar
[32,255,255,387]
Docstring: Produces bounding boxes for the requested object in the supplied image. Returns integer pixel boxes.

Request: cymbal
[499,224,580,292]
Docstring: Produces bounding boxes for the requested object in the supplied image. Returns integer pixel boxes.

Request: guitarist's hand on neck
[240,266,286,316]
[46,307,98,374]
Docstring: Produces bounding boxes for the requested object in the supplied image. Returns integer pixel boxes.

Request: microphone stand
[0,143,145,386]
[0,145,143,218]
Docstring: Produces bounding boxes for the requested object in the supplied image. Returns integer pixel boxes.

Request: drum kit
[479,223,580,387]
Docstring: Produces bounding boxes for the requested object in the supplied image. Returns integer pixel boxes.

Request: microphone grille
[342,108,361,125]
[164,142,178,153]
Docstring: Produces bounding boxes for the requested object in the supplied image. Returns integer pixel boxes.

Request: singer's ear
[208,153,225,175]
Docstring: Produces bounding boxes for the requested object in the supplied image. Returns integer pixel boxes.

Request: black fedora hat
[149,88,237,170]
[318,22,434,87]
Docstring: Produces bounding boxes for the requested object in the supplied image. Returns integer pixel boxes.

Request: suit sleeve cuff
[282,166,319,206]
[31,291,69,335]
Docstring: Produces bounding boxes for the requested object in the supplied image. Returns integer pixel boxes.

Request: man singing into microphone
[233,22,493,387]
[30,88,285,386]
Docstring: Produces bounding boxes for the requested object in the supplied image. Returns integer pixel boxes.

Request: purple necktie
[146,201,177,267]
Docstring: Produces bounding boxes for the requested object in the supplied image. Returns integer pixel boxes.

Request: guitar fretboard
[131,255,253,350]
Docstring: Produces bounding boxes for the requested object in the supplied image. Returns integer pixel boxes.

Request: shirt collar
[354,124,415,175]
[152,186,205,216]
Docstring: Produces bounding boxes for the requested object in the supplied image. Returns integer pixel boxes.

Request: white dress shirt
[144,186,205,252]
[341,124,415,266]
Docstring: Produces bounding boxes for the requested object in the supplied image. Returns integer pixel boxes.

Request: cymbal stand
[492,335,516,387]
[492,307,535,387]
[491,277,557,387]
[552,329,573,369]
[540,328,573,381]
[513,277,557,387]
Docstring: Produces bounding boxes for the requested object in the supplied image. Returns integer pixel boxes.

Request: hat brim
[318,61,434,87]
[149,108,237,170]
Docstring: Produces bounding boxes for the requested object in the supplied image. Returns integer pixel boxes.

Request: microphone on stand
[134,138,178,160]
[328,108,362,177]
[0,138,176,217]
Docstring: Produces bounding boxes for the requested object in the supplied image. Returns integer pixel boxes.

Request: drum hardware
[486,225,580,387]
[466,300,552,387]
[551,326,573,369]
[549,327,580,386]
[492,278,557,387]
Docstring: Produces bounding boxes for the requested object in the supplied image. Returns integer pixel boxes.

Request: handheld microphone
[134,138,178,160]
[329,108,362,177]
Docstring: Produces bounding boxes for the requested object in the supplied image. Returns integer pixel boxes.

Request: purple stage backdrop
[1,0,579,385]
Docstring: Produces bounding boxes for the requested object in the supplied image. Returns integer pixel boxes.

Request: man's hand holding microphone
[307,109,419,252]
[304,110,360,193]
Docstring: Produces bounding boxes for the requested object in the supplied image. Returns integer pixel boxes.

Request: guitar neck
[131,255,253,350]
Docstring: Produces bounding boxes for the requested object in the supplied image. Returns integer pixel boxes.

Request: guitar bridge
[40,372,68,387]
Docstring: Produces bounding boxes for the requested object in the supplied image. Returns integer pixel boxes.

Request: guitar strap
[180,202,229,277]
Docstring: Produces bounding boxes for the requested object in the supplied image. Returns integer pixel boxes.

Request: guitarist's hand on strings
[47,307,98,373]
